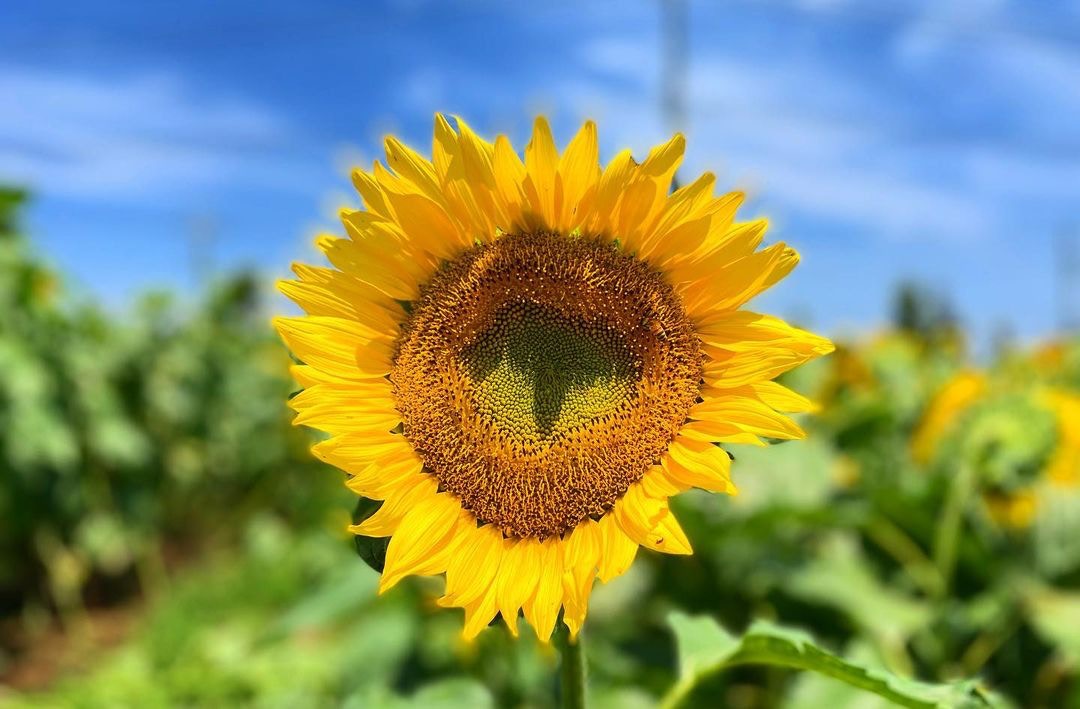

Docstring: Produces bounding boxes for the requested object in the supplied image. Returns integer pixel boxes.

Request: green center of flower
[463,301,638,443]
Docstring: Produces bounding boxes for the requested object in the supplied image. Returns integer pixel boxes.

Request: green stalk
[554,621,587,709]
[933,462,977,598]
[865,514,944,598]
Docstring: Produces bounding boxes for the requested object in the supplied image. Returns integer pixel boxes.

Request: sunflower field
[3,169,1080,709]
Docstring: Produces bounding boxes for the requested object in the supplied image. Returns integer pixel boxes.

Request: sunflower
[275,116,833,642]
[986,389,1080,528]
[913,373,1080,529]
[911,370,987,465]
[1044,390,1080,487]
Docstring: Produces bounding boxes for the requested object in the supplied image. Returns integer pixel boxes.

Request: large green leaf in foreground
[663,613,999,709]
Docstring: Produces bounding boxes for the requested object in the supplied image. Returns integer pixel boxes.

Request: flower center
[463,300,638,443]
[391,232,702,539]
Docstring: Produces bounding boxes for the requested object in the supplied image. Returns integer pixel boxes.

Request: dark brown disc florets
[390,232,702,539]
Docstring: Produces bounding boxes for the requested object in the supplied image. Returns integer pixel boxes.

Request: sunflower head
[1046,390,1080,487]
[275,115,833,642]
[911,371,988,465]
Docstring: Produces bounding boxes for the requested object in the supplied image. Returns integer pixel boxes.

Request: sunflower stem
[554,621,587,709]
[932,461,976,599]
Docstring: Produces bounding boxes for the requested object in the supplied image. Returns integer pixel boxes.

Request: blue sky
[3,0,1079,346]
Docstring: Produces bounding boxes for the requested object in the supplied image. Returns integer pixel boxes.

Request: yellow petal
[289,365,323,389]
[291,263,405,321]
[646,506,693,555]
[911,372,987,464]
[453,118,497,189]
[343,455,424,499]
[312,431,409,460]
[614,485,692,555]
[556,120,599,230]
[312,432,415,473]
[681,243,799,315]
[616,179,660,250]
[492,134,528,229]
[443,523,505,606]
[288,379,394,414]
[350,168,391,219]
[274,316,393,380]
[639,133,685,183]
[350,474,439,537]
[278,280,359,322]
[639,171,715,258]
[382,191,469,260]
[524,116,559,227]
[379,492,464,592]
[318,235,422,302]
[340,200,414,241]
[746,381,817,413]
[290,363,390,390]
[384,135,442,202]
[449,117,502,235]
[431,114,489,235]
[588,149,635,235]
[696,311,834,356]
[561,519,601,639]
[613,484,663,540]
[679,419,767,446]
[668,217,767,284]
[703,348,821,390]
[523,537,564,643]
[664,438,735,493]
[641,215,712,269]
[675,191,748,265]
[293,405,399,437]
[639,465,686,497]
[561,575,587,638]
[460,582,501,640]
[432,113,457,182]
[597,512,638,583]
[618,134,685,244]
[289,381,399,436]
[495,537,539,637]
[690,396,806,441]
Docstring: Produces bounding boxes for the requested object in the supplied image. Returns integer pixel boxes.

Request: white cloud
[895,8,1080,129]
[572,40,981,239]
[572,26,1080,244]
[0,65,300,201]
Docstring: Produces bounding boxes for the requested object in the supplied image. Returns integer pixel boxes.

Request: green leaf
[1024,585,1080,667]
[787,534,932,647]
[345,678,493,709]
[788,643,899,709]
[662,612,997,709]
[724,437,836,511]
[352,496,389,573]
[1033,485,1080,577]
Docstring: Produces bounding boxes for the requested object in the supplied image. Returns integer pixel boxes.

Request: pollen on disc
[391,232,702,539]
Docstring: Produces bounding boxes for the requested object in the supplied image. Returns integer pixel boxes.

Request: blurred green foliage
[0,188,337,635]
[3,188,1080,707]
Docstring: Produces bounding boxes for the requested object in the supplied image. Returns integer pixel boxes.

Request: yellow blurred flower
[1043,390,1080,487]
[1030,341,1066,375]
[914,373,1080,529]
[984,489,1038,529]
[910,371,987,465]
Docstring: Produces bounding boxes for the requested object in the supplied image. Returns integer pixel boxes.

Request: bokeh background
[2,1,1080,707]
